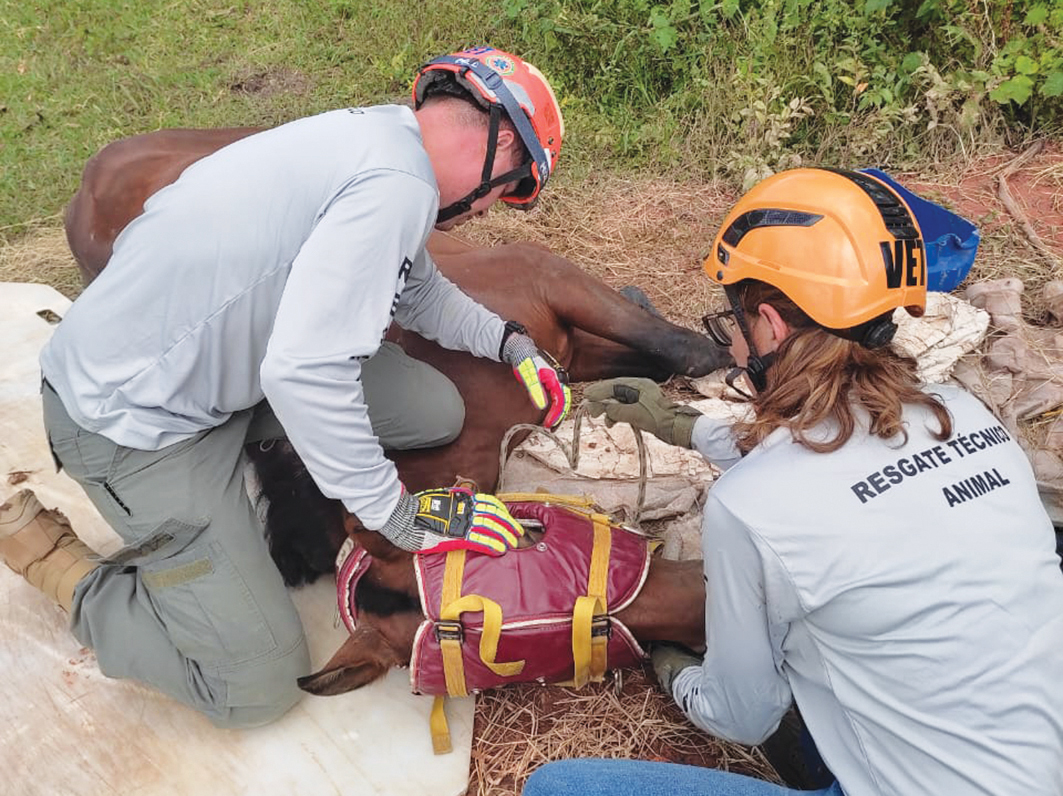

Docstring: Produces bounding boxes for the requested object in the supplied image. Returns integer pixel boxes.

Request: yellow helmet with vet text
[705,168,927,330]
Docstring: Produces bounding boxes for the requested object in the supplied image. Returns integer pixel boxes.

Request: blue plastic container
[860,168,980,292]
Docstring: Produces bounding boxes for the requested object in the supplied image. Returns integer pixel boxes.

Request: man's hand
[584,378,702,449]
[501,325,572,430]
[379,486,524,556]
[650,643,704,696]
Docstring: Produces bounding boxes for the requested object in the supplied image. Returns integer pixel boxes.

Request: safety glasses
[701,309,737,348]
[703,306,758,400]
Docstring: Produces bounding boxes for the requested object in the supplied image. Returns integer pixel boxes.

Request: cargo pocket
[134,517,279,668]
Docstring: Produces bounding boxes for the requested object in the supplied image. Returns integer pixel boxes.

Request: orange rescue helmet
[705,168,927,331]
[413,46,564,211]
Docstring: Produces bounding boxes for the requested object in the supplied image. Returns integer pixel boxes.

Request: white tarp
[958,278,1063,524]
[892,291,991,383]
[0,283,473,796]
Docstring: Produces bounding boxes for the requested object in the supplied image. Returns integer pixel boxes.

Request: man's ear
[494,127,518,161]
[757,303,791,352]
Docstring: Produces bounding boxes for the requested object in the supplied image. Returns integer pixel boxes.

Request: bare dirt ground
[1,142,1060,796]
[908,141,1063,253]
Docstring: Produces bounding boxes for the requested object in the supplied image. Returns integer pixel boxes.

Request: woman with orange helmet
[530,168,1063,795]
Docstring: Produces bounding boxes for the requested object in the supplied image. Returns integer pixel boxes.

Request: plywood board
[0,282,473,796]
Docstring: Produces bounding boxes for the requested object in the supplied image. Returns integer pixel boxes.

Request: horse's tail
[246,441,345,587]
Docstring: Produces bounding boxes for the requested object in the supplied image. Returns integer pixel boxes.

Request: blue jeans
[522,759,844,796]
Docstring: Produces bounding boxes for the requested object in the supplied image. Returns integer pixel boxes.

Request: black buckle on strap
[591,616,612,639]
[435,620,464,643]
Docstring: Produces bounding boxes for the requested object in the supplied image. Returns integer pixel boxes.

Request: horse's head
[298,540,423,696]
[299,519,547,697]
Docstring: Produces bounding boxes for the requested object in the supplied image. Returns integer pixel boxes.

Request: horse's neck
[615,558,705,651]
[426,231,476,257]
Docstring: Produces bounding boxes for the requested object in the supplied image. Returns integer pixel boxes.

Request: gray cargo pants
[42,342,465,728]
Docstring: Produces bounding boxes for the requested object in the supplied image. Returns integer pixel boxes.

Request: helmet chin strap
[725,355,775,399]
[436,105,531,224]
[724,285,775,396]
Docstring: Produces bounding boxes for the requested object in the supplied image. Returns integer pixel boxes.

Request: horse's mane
[247,442,345,587]
[354,580,421,616]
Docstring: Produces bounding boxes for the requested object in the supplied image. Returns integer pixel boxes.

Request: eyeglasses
[702,309,737,348]
[704,307,759,401]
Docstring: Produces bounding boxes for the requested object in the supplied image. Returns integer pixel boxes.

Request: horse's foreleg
[528,250,730,380]
[565,329,680,382]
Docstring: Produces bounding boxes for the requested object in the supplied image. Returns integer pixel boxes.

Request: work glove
[378,486,524,556]
[501,323,572,431]
[650,643,704,697]
[584,378,703,449]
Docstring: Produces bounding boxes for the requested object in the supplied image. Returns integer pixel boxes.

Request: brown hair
[733,280,953,454]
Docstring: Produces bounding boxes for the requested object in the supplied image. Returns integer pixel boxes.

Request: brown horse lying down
[63,127,716,710]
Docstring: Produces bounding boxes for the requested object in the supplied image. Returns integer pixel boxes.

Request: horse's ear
[297,660,387,696]
[297,625,400,696]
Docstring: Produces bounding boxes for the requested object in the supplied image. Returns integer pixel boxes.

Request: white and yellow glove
[379,486,524,556]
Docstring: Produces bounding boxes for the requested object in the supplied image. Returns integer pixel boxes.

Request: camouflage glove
[584,378,702,449]
[379,486,524,556]
[651,643,704,696]
[501,324,572,431]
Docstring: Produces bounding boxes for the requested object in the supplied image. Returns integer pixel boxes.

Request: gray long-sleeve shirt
[41,106,505,529]
[673,384,1063,795]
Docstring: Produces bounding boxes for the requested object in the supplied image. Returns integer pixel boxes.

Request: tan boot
[0,490,100,611]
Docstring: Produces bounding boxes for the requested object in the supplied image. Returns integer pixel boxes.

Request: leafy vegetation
[500,0,1063,186]
[1,0,1060,237]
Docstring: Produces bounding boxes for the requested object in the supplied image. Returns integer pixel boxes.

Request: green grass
[0,0,542,238]
[2,0,1058,240]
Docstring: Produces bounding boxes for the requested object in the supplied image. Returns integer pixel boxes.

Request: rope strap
[496,402,651,527]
